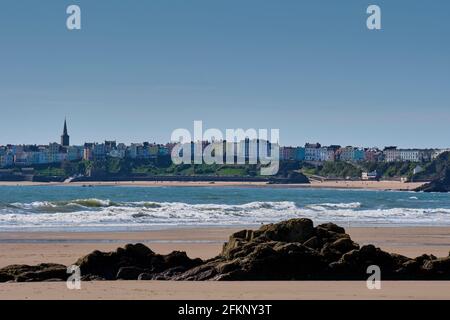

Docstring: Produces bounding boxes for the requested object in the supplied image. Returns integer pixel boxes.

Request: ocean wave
[1,198,450,229]
[9,198,117,210]
[0,200,299,228]
[307,202,361,211]
[68,199,118,207]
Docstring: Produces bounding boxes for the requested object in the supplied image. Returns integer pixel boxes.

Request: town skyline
[0,118,449,150]
[1,118,449,169]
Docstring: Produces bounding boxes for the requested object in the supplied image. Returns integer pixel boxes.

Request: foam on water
[1,198,450,230]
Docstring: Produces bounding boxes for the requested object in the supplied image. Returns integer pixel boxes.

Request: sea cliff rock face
[1,218,450,282]
[416,169,450,192]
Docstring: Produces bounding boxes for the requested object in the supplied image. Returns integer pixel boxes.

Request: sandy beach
[0,180,426,190]
[2,280,450,300]
[1,226,449,299]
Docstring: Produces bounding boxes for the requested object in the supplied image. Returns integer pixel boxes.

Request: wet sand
[0,226,449,299]
[1,280,450,300]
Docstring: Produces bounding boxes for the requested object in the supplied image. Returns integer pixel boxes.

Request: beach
[1,184,449,300]
[1,226,449,299]
[0,180,426,190]
[2,280,450,300]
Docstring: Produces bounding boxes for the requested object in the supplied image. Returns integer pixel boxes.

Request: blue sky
[0,0,449,148]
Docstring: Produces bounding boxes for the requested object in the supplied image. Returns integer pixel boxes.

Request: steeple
[61,118,70,147]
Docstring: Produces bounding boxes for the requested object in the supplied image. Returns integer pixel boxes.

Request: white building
[384,148,430,162]
[304,143,321,161]
[318,148,335,161]
[399,149,421,162]
[304,144,335,162]
[383,148,400,162]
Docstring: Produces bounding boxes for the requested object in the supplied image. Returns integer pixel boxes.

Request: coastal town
[1,120,448,169]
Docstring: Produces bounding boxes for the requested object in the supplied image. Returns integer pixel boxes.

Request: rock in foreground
[1,218,450,282]
[74,243,203,280]
[0,263,68,282]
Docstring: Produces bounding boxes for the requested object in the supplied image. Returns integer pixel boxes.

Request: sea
[0,186,449,231]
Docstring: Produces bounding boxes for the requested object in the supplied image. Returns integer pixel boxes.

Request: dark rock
[320,243,344,263]
[415,165,450,193]
[317,222,346,234]
[421,257,450,277]
[173,261,220,281]
[81,274,105,281]
[318,236,359,265]
[75,243,203,280]
[391,253,410,266]
[163,251,202,269]
[75,250,119,280]
[328,245,397,279]
[416,176,450,192]
[215,260,240,274]
[254,218,315,243]
[137,273,153,280]
[329,237,359,254]
[396,260,421,275]
[116,266,149,280]
[268,171,310,184]
[0,263,67,282]
[123,243,154,258]
[151,266,188,280]
[315,227,349,246]
[0,272,14,282]
[414,254,437,264]
[303,236,320,249]
[230,229,254,241]
[222,218,316,260]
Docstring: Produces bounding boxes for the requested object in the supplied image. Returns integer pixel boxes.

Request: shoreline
[0,180,427,191]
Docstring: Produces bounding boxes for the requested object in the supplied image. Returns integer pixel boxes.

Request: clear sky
[0,0,449,148]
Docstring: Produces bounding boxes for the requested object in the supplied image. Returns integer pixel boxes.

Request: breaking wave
[1,198,450,230]
[0,200,299,229]
[306,202,362,211]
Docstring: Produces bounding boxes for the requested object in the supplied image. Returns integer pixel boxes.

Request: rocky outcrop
[269,171,310,184]
[173,219,358,280]
[416,169,450,192]
[74,243,202,280]
[414,152,450,192]
[1,219,450,282]
[0,263,67,282]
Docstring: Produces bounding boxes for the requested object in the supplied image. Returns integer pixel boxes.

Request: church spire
[61,118,70,147]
